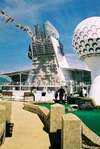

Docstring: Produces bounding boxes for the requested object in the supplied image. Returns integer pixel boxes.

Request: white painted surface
[85,56,100,81]
[35,91,55,102]
[50,36,69,84]
[12,90,54,101]
[73,17,100,105]
[51,36,69,68]
[12,90,25,100]
[89,76,100,105]
[85,56,100,105]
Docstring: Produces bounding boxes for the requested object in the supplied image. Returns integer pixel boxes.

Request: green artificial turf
[37,102,100,136]
[38,102,69,110]
[72,109,100,136]
[37,102,54,109]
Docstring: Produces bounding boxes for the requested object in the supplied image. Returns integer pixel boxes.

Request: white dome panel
[72,17,100,58]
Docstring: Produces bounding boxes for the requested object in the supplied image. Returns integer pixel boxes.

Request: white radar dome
[72,17,100,58]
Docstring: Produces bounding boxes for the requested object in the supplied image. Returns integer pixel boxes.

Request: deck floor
[1,101,50,149]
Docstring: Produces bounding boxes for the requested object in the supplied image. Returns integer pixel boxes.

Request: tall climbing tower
[28,21,65,87]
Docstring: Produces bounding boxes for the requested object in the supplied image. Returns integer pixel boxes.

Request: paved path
[1,101,50,149]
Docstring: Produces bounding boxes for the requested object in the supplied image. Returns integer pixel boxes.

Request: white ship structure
[27,21,65,87]
[0,10,91,100]
[27,21,90,88]
[72,17,100,105]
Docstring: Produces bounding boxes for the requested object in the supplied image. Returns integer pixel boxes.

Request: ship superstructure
[28,21,65,87]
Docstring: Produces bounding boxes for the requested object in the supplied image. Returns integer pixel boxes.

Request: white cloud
[3,0,43,20]
[1,0,70,22]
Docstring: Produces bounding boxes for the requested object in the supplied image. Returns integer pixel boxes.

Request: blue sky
[0,0,100,72]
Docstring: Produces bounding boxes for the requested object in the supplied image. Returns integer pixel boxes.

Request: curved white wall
[85,56,100,105]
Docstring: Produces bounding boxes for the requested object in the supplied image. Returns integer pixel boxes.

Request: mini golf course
[37,102,100,136]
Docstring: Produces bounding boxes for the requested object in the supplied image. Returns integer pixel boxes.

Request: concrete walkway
[1,101,50,149]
